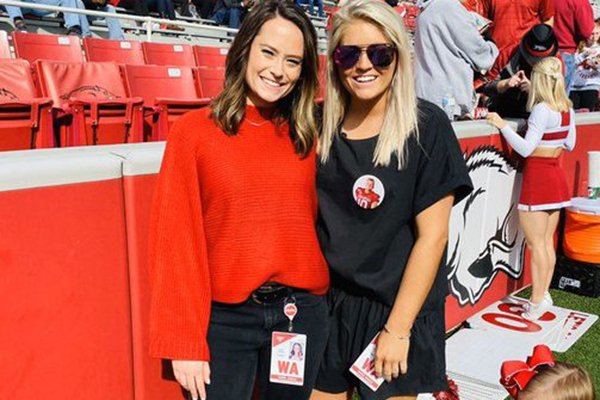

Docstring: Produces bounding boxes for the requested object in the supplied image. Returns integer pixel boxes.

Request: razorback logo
[0,87,19,101]
[60,85,120,101]
[447,146,526,306]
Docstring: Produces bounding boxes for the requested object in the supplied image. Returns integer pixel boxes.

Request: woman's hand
[374,329,410,382]
[518,75,531,93]
[172,360,211,400]
[486,112,507,129]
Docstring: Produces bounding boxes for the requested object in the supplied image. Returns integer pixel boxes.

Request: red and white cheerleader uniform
[500,102,576,211]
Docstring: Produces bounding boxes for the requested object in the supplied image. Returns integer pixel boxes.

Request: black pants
[205,291,329,400]
[119,0,176,19]
[570,89,598,111]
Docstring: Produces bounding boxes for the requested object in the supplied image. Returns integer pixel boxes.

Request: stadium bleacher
[12,30,85,63]
[0,0,333,151]
[123,64,211,140]
[36,59,145,145]
[83,36,145,65]
[0,59,54,150]
[141,41,196,67]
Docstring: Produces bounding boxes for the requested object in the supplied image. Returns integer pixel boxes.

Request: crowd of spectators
[414,0,598,119]
[3,0,600,117]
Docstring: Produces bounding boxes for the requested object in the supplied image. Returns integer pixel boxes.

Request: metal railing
[0,0,330,45]
[0,0,236,41]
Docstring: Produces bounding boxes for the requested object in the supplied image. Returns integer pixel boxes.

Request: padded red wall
[123,173,183,400]
[0,179,134,399]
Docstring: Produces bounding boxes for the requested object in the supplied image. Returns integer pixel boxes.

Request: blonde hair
[527,57,573,112]
[519,362,596,400]
[319,0,419,168]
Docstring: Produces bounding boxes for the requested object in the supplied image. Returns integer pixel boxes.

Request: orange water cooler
[552,198,600,297]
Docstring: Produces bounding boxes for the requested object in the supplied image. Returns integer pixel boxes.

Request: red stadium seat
[12,32,85,63]
[83,37,145,65]
[0,31,11,59]
[35,60,144,146]
[0,59,54,150]
[124,64,210,140]
[317,54,327,101]
[193,45,228,68]
[194,67,225,98]
[142,42,195,67]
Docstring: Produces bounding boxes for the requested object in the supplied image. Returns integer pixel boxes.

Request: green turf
[350,288,600,400]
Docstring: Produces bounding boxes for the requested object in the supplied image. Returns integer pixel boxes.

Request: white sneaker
[523,299,550,320]
[544,291,553,307]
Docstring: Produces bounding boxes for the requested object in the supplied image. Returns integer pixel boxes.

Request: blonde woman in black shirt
[312,0,473,399]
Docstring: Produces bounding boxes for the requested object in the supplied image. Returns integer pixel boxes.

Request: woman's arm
[487,105,547,157]
[374,194,454,381]
[148,115,212,400]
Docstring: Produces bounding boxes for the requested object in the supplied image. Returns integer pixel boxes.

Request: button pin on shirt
[352,174,385,209]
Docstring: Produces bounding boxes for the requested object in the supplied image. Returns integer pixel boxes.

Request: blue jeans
[560,51,576,95]
[296,0,324,17]
[5,0,91,35]
[211,5,242,29]
[204,291,329,399]
[87,4,123,40]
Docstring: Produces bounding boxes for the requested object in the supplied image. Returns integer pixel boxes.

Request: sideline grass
[351,288,599,399]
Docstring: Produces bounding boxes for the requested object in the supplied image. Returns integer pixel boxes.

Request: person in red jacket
[148,1,329,399]
[552,0,595,93]
[482,0,555,81]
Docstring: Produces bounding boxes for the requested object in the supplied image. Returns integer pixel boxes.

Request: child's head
[588,19,600,46]
[519,362,595,400]
[501,345,595,400]
[527,56,572,112]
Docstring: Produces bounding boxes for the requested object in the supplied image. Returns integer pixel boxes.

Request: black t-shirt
[317,100,473,314]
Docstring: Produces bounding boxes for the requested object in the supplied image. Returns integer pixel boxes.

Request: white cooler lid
[569,197,600,215]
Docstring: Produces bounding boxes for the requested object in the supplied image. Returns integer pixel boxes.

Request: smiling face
[337,19,396,106]
[245,16,304,108]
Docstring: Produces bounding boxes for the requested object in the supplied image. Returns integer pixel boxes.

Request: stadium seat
[0,31,11,59]
[194,67,225,98]
[12,32,85,63]
[193,45,228,68]
[317,54,327,100]
[123,64,210,140]
[0,59,54,150]
[35,60,144,146]
[83,37,145,65]
[141,42,196,67]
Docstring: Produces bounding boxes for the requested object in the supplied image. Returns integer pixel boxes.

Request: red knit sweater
[148,106,329,361]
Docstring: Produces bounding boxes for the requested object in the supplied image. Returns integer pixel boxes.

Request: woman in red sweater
[148,2,329,399]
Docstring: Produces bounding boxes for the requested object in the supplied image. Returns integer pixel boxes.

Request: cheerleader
[487,56,576,321]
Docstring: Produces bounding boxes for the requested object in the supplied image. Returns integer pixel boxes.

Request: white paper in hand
[349,333,384,392]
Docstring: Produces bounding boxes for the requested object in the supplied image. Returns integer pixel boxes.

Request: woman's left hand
[374,329,410,382]
[486,112,507,129]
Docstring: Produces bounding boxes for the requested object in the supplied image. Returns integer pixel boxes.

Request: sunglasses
[333,43,396,69]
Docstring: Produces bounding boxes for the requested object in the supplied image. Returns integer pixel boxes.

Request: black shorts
[314,287,448,399]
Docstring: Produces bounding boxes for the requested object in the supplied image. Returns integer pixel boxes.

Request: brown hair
[519,362,596,400]
[210,0,320,158]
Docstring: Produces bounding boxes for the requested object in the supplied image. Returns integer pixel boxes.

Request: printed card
[555,311,598,352]
[270,331,306,386]
[349,333,384,392]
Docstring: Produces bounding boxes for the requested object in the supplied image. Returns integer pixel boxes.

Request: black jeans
[570,89,598,111]
[205,291,329,400]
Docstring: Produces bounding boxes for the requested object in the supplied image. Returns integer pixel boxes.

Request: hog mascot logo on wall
[447,146,526,306]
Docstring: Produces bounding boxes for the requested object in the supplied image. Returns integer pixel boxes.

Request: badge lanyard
[283,296,298,332]
[269,295,306,386]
